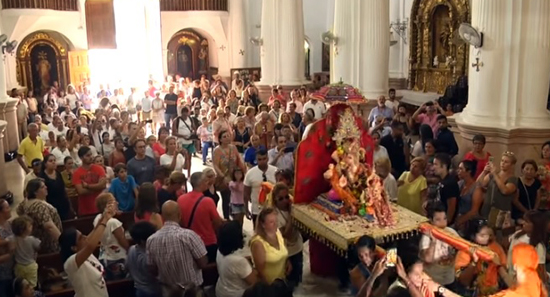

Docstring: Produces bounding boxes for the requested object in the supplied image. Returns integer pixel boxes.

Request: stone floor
[6,156,348,297]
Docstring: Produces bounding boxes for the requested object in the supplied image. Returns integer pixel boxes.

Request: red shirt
[463,151,491,179]
[177,191,219,246]
[72,164,106,216]
[152,142,166,158]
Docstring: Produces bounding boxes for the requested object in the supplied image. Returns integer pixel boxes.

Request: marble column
[0,37,19,152]
[228,0,248,70]
[331,0,389,99]
[258,0,308,99]
[454,0,550,172]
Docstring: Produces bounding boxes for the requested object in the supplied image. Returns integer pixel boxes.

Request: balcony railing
[1,0,78,11]
[161,0,228,12]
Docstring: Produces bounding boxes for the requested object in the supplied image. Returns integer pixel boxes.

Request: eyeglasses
[262,173,267,182]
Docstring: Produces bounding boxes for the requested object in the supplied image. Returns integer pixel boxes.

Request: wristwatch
[438,286,446,294]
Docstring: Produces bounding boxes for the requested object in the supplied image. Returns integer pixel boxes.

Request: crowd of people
[1,73,549,297]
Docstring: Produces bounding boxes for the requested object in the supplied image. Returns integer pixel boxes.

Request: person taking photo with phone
[268,135,294,172]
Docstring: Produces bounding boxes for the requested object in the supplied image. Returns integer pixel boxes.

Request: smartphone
[385,248,397,267]
[145,119,153,124]
[489,156,494,163]
[284,146,295,154]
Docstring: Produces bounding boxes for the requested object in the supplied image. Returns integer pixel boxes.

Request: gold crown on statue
[332,108,361,144]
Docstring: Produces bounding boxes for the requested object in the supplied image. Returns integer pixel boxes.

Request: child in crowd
[153,165,171,190]
[109,163,139,212]
[11,215,41,288]
[94,193,130,280]
[419,202,458,290]
[13,277,44,297]
[126,222,161,297]
[229,168,245,227]
[196,116,214,165]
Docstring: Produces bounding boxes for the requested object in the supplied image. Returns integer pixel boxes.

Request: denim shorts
[231,203,245,214]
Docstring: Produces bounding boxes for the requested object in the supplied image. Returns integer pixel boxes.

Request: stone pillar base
[454,114,550,174]
[1,98,19,152]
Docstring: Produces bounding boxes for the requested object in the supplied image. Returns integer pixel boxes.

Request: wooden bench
[62,211,136,236]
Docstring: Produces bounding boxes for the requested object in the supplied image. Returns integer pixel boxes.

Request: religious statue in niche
[431,5,452,68]
[177,45,193,78]
[199,40,208,73]
[37,51,52,90]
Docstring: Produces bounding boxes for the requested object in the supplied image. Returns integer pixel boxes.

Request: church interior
[0,0,550,297]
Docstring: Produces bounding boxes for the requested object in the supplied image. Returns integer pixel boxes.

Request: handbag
[178,116,199,140]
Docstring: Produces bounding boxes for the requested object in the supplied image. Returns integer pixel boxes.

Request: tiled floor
[6,156,347,297]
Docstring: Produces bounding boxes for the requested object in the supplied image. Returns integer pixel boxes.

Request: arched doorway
[16,31,72,96]
[408,0,470,94]
[167,29,210,80]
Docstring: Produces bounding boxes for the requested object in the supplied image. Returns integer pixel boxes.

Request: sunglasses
[262,173,267,182]
[277,195,290,202]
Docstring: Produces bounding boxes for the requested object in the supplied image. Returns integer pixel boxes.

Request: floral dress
[17,199,63,253]
[215,145,241,191]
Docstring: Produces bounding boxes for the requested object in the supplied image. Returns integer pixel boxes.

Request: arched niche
[16,30,73,96]
[166,29,211,80]
[408,0,470,94]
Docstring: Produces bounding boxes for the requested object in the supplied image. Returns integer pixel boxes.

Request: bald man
[147,200,208,293]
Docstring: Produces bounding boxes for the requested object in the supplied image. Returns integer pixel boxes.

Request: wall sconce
[390,18,408,44]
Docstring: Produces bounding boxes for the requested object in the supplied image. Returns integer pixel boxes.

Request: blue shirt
[126,245,161,295]
[109,176,138,211]
[244,145,266,166]
[368,106,394,126]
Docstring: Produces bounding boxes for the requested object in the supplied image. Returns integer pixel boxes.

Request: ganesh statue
[317,108,395,226]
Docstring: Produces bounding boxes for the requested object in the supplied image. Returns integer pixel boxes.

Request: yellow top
[250,229,288,284]
[397,171,427,215]
[18,136,44,167]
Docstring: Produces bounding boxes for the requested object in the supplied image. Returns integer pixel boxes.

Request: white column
[331,0,389,99]
[458,0,550,128]
[0,120,7,196]
[0,55,7,101]
[228,0,248,70]
[144,0,163,82]
[259,0,307,86]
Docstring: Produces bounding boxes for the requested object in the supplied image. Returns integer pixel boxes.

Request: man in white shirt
[385,88,398,112]
[140,91,152,122]
[268,135,294,172]
[48,115,68,137]
[303,98,326,120]
[244,149,277,224]
[419,203,458,287]
[224,106,237,125]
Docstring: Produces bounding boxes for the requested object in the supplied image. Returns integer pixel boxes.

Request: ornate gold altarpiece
[408,0,470,94]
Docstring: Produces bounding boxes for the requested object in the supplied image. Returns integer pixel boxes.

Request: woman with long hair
[41,154,72,220]
[478,151,518,236]
[250,207,289,284]
[17,178,62,253]
[455,160,484,228]
[98,131,114,159]
[58,200,117,297]
[243,106,256,130]
[135,182,163,230]
[455,218,512,296]
[212,108,233,145]
[61,156,78,216]
[213,130,246,219]
[109,138,127,166]
[233,117,251,154]
[153,127,170,160]
[412,124,434,158]
[226,90,239,114]
[507,210,548,282]
[216,221,258,297]
[464,134,492,180]
[160,136,185,173]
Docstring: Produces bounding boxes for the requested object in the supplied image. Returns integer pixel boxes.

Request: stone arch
[16,30,74,95]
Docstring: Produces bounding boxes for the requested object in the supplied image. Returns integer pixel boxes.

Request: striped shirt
[146,221,207,286]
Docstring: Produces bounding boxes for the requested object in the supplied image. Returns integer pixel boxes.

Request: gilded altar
[408,0,470,94]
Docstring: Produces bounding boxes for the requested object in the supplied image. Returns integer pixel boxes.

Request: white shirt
[66,94,79,109]
[243,165,277,215]
[160,153,185,172]
[277,210,303,256]
[385,99,398,112]
[141,96,152,112]
[302,123,313,140]
[384,174,398,202]
[373,146,389,164]
[93,216,127,261]
[507,231,546,277]
[303,100,326,120]
[64,254,108,297]
[48,125,68,137]
[215,252,253,297]
[419,226,458,285]
[51,147,72,166]
[176,117,194,145]
[411,140,424,158]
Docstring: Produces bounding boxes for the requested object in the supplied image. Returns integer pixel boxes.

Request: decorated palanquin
[291,86,428,276]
